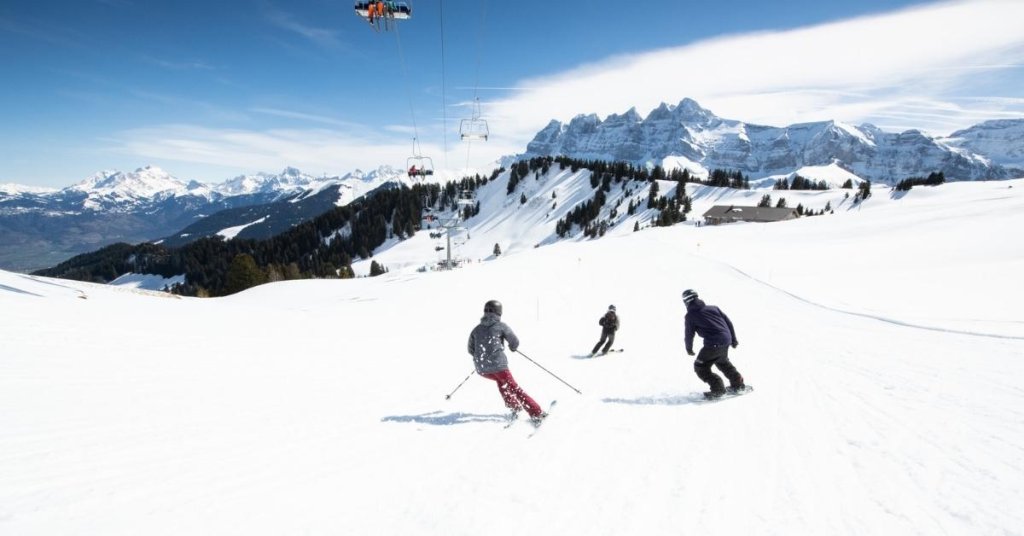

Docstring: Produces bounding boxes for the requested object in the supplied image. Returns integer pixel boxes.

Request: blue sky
[2,0,1023,187]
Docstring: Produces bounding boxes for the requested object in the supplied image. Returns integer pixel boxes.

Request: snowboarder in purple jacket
[683,289,746,398]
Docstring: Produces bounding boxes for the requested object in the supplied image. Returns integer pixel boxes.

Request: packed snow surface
[1,179,1023,535]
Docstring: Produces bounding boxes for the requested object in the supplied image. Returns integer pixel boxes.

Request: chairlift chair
[355,1,411,32]
[459,118,489,141]
[459,97,489,141]
[407,155,434,177]
[456,189,475,207]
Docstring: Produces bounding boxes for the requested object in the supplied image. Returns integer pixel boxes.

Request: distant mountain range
[0,165,413,271]
[523,98,1023,182]
[3,97,1022,273]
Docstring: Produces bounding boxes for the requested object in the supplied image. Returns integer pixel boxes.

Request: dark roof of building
[702,205,798,223]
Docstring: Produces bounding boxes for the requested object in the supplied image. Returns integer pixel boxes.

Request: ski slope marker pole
[515,350,582,395]
[445,370,475,400]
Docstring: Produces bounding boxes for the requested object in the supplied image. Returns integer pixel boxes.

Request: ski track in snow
[707,255,1024,341]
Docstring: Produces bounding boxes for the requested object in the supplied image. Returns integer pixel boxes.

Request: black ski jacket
[684,299,737,353]
[598,311,619,332]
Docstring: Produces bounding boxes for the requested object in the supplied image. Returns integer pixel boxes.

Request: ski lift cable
[465,0,488,171]
[439,0,449,169]
[392,19,420,144]
[471,0,488,103]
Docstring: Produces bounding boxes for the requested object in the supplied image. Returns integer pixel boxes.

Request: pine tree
[647,180,660,209]
[369,260,387,277]
[224,253,266,295]
[493,243,502,256]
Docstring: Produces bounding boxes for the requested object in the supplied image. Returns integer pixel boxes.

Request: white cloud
[484,0,1024,141]
[110,124,500,178]
[264,9,342,49]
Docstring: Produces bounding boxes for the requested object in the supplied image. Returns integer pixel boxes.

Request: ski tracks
[703,255,1024,341]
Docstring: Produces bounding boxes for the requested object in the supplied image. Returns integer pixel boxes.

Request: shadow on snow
[602,394,707,406]
[381,411,508,426]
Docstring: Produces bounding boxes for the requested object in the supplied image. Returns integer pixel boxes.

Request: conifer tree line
[36,174,494,296]
[894,172,945,191]
[774,175,829,191]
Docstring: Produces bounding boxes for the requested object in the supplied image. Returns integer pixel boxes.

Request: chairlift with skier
[407,138,434,177]
[355,1,411,32]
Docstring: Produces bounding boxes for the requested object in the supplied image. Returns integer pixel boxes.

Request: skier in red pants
[468,300,547,425]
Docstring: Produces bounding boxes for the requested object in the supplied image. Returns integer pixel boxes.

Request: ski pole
[515,350,582,395]
[445,370,475,400]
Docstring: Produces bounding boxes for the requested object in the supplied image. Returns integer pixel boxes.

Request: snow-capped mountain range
[0,165,411,214]
[524,98,1023,182]
[0,165,419,272]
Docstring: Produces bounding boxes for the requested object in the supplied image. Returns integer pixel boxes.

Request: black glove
[731,341,739,349]
[687,350,695,356]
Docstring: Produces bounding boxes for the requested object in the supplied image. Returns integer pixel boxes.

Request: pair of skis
[588,348,624,357]
[503,400,557,438]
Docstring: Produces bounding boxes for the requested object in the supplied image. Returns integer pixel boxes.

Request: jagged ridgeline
[33,173,497,297]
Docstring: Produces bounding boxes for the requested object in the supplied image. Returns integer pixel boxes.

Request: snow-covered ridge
[1,164,427,215]
[0,183,58,195]
[524,98,1018,183]
[942,119,1024,169]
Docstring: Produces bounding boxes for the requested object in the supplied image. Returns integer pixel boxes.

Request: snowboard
[697,385,754,402]
[589,348,624,357]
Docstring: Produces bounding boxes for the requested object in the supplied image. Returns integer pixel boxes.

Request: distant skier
[590,305,619,356]
[468,300,547,424]
[682,289,747,398]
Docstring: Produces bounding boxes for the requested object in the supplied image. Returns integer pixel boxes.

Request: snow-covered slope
[525,98,1014,183]
[2,176,1022,535]
[351,162,859,276]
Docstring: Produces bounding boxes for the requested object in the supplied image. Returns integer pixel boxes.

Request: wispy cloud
[142,55,215,71]
[482,0,1024,146]
[250,107,363,129]
[264,8,342,49]
[0,15,88,48]
[109,122,519,177]
[128,90,250,122]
